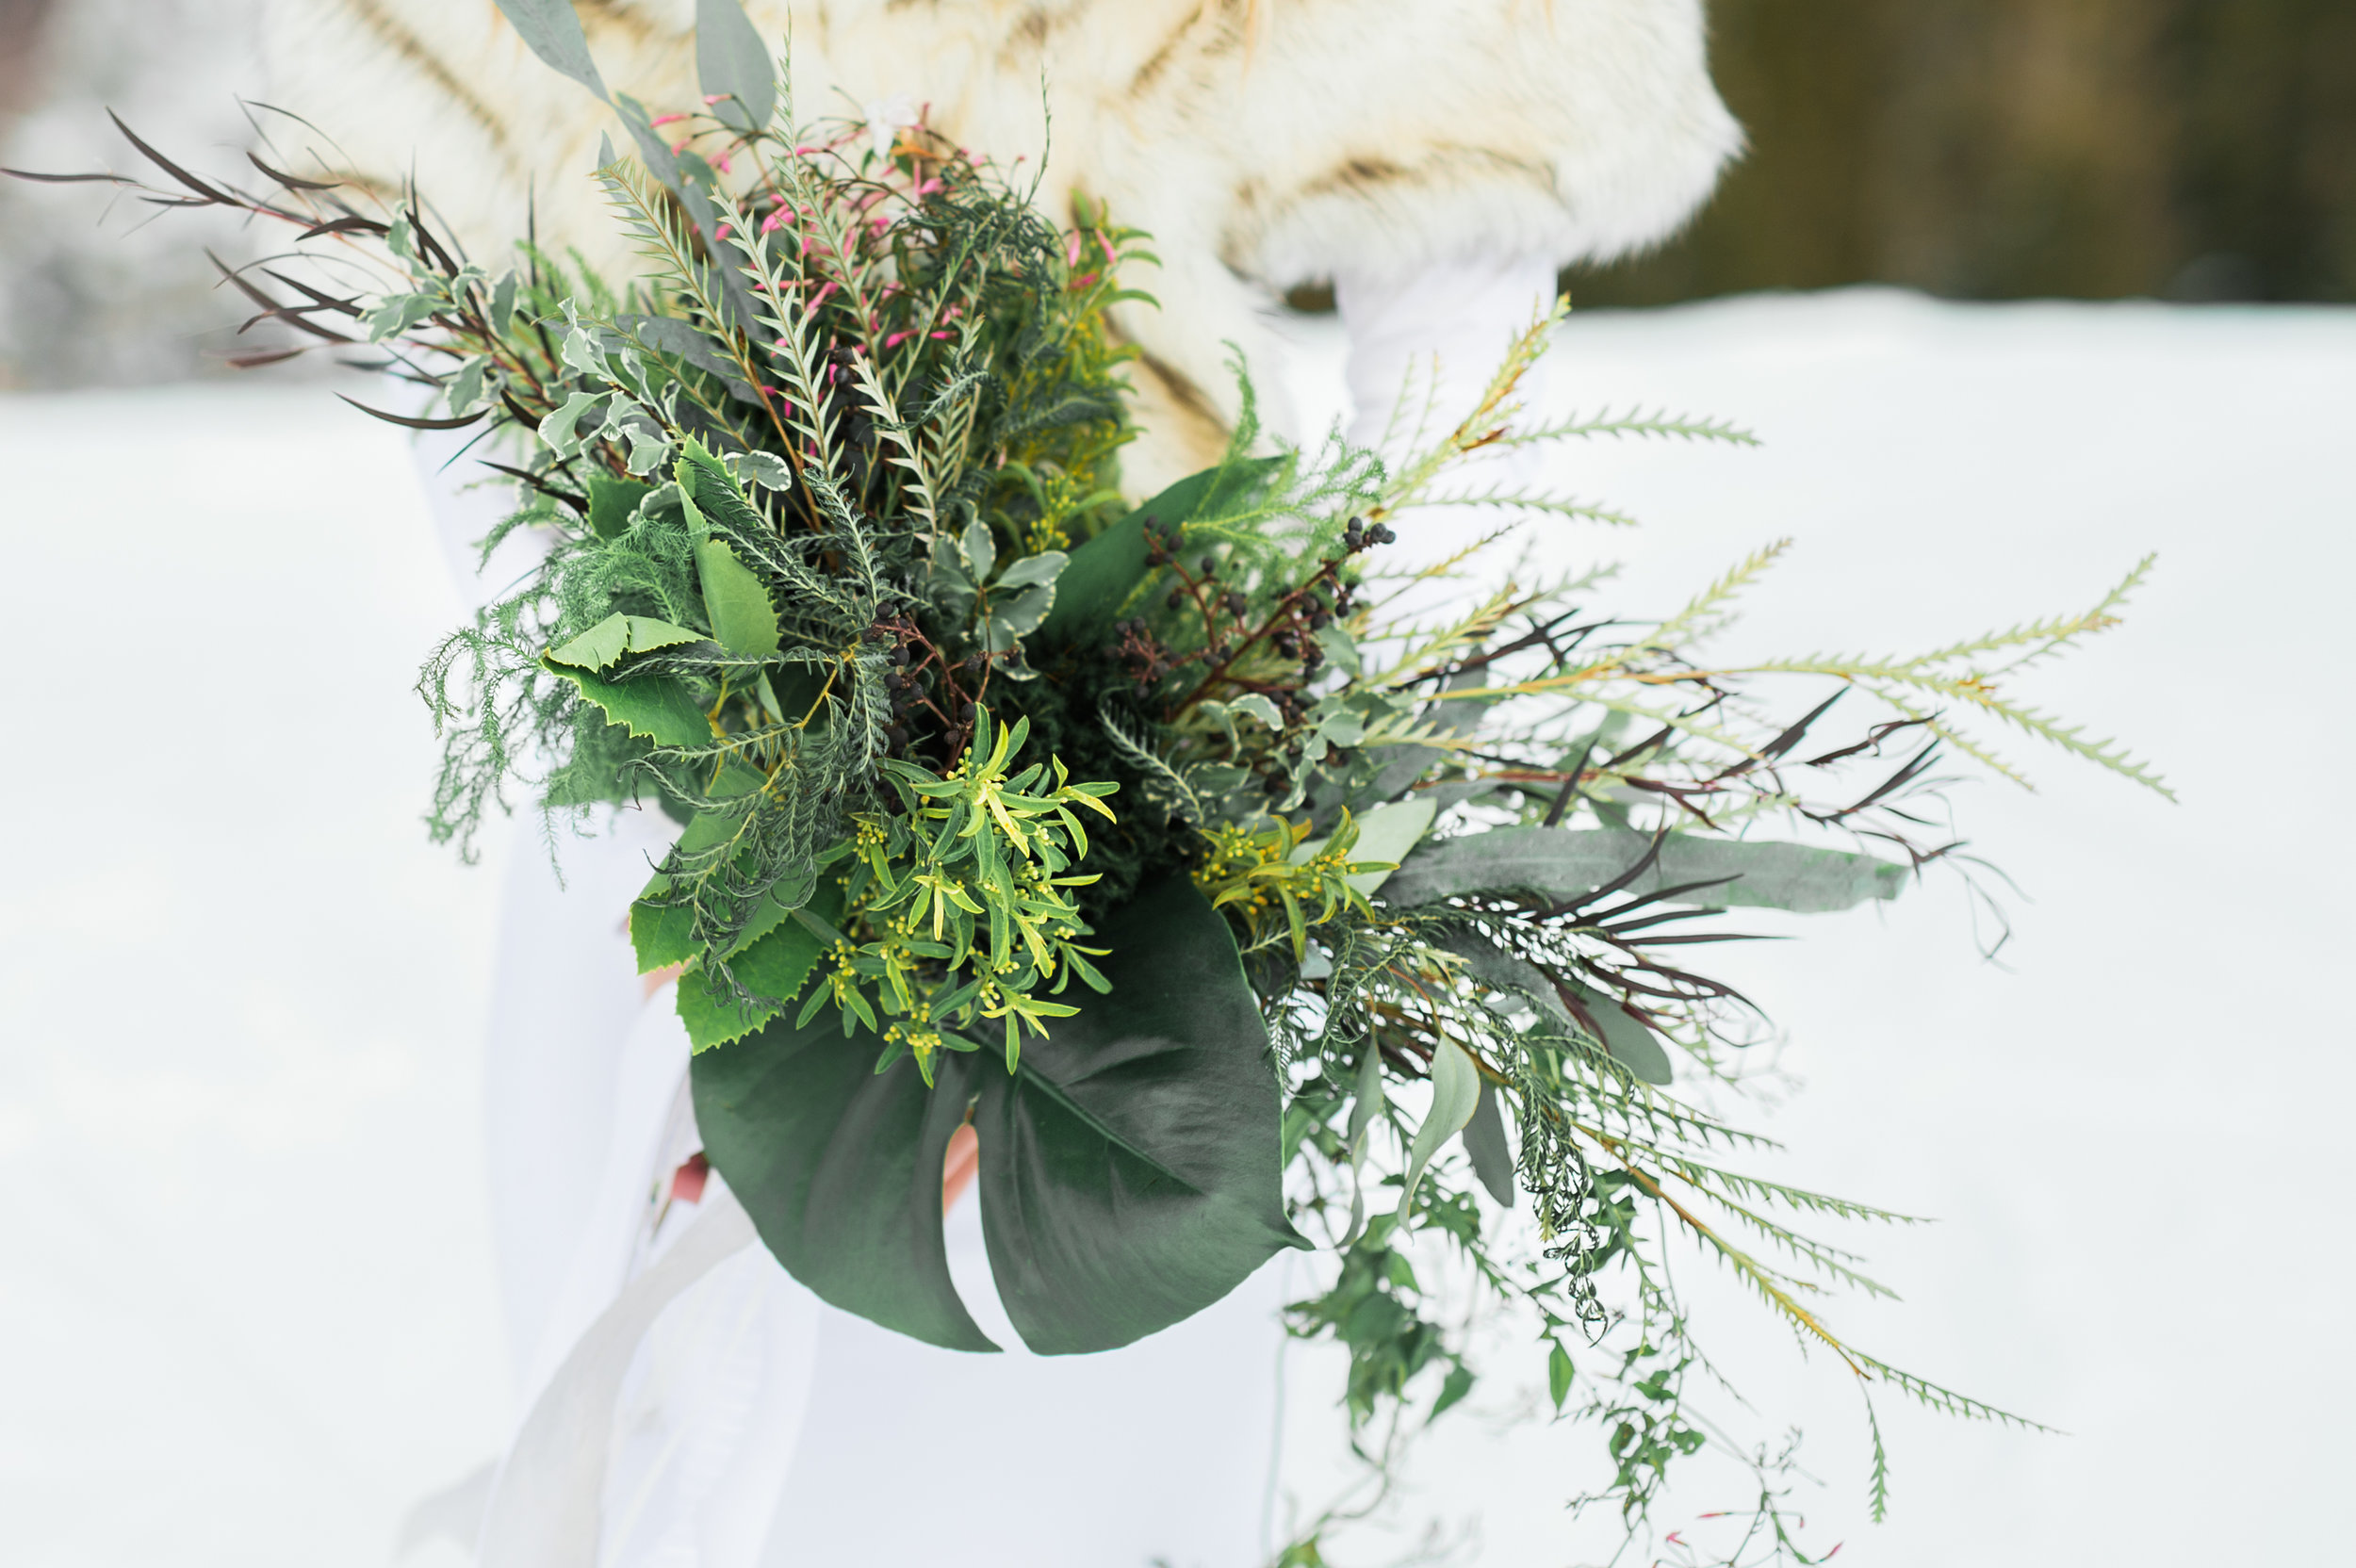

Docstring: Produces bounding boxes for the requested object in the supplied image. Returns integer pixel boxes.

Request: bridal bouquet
[19,0,2162,1556]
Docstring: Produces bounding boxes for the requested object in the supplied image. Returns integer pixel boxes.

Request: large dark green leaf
[1384,826,1906,914]
[1036,457,1282,646]
[971,874,1309,1354]
[690,875,1304,1355]
[693,1012,997,1351]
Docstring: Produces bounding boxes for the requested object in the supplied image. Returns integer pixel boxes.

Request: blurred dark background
[2,0,2351,387]
[1569,0,2356,305]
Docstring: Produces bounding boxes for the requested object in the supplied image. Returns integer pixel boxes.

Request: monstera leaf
[691,874,1306,1354]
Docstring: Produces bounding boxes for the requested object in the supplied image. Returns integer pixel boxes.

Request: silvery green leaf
[1401,1037,1481,1212]
[1230,693,1283,730]
[359,292,437,343]
[1339,796,1436,894]
[561,324,605,381]
[961,516,997,580]
[993,550,1067,592]
[612,92,680,187]
[384,213,416,262]
[1315,622,1360,676]
[695,0,776,132]
[536,389,605,455]
[995,583,1055,638]
[738,451,792,490]
[489,270,519,336]
[492,0,610,101]
[1340,1045,1384,1247]
[1315,707,1367,748]
[622,421,674,476]
[1386,826,1907,914]
[616,313,759,403]
[446,354,493,416]
[1461,1083,1516,1206]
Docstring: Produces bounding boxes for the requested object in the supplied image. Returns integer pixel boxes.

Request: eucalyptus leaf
[492,0,609,100]
[1292,796,1437,896]
[1400,1037,1481,1212]
[1384,826,1906,914]
[616,313,760,403]
[695,0,776,131]
[1462,1081,1516,1206]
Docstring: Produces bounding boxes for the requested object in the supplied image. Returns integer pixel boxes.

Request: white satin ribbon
[475,1189,761,1568]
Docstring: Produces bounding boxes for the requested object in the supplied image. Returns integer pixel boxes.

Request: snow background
[2,289,2349,1566]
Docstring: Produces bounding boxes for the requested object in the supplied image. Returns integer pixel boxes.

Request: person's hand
[941,1122,979,1211]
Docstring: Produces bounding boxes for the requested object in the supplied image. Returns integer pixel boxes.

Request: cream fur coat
[264,0,1736,488]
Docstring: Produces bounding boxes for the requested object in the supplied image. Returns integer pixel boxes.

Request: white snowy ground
[2,289,2349,1568]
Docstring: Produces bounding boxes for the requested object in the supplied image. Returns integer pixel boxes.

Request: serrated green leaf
[630,896,698,972]
[694,539,781,661]
[547,612,704,670]
[543,660,711,746]
[677,886,837,1052]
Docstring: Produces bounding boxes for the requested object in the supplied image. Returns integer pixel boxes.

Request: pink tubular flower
[651,112,686,127]
[672,139,690,155]
[761,212,785,234]
[713,154,733,174]
[882,330,913,350]
[928,331,951,340]
[1065,232,1083,267]
[703,94,726,106]
[712,223,733,242]
[1071,271,1100,290]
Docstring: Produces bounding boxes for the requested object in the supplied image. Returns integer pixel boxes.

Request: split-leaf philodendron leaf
[691,874,1306,1354]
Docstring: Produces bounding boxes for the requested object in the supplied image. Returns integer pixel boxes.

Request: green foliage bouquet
[15,1,2163,1558]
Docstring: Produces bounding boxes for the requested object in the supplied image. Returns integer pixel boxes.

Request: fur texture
[261,0,1739,486]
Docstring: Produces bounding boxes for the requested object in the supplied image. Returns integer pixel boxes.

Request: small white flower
[864,94,921,161]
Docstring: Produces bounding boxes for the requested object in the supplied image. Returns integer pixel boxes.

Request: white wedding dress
[412,255,1556,1568]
